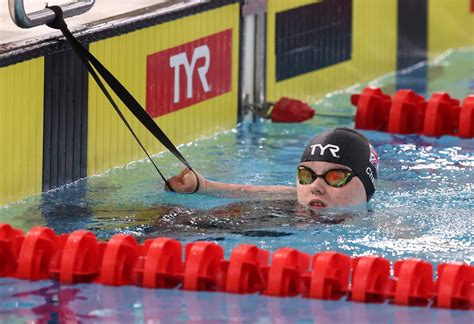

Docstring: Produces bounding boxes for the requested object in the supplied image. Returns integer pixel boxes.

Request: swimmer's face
[296,161,367,208]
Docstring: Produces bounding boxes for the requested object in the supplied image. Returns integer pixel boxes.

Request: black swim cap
[300,128,378,201]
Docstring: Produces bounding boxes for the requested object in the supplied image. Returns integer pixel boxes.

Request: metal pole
[8,0,95,28]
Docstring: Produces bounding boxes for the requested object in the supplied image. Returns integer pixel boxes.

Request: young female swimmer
[166,128,378,208]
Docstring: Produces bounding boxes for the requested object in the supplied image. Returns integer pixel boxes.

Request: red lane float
[0,224,24,277]
[304,251,351,300]
[392,259,434,306]
[270,97,315,123]
[0,224,472,310]
[350,256,392,303]
[388,90,426,134]
[50,230,102,284]
[459,95,474,138]
[99,234,139,286]
[16,226,57,280]
[423,93,461,137]
[264,248,310,297]
[434,263,474,310]
[183,241,224,291]
[138,238,183,289]
[352,87,392,131]
[220,244,269,294]
[352,87,474,138]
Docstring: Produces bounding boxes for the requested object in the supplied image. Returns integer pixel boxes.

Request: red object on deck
[423,93,461,137]
[392,259,434,306]
[264,248,310,297]
[352,87,392,131]
[270,97,315,123]
[388,90,427,134]
[458,95,474,138]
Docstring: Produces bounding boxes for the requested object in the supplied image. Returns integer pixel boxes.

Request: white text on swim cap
[310,144,340,158]
[366,167,376,186]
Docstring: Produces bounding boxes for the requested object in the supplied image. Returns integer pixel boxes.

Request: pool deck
[0,0,195,49]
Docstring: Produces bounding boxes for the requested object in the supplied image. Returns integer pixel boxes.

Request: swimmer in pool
[166,128,378,208]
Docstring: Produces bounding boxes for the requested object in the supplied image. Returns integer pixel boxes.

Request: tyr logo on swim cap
[300,128,378,201]
[309,144,340,158]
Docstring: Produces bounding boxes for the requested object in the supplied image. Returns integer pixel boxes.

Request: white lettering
[169,53,186,103]
[169,45,211,103]
[194,46,210,94]
[366,167,376,185]
[310,144,340,158]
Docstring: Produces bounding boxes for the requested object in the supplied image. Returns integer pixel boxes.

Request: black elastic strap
[46,5,200,193]
[191,174,200,194]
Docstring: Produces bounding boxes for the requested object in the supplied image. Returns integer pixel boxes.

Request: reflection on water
[0,278,472,323]
[149,199,356,238]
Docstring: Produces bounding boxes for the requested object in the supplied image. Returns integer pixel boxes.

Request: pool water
[0,49,473,322]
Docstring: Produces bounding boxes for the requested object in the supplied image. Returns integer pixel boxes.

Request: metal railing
[8,0,95,28]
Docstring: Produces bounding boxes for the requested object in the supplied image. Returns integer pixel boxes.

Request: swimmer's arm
[203,179,296,199]
[166,168,296,199]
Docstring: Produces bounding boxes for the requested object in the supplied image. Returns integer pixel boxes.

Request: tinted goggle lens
[297,166,354,188]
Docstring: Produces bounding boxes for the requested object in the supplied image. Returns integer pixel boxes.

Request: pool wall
[266,0,397,102]
[0,0,473,205]
[265,0,474,101]
[0,1,240,205]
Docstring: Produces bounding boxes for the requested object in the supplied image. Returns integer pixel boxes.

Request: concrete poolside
[0,0,173,46]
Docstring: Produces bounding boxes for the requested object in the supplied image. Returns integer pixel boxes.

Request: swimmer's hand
[165,168,206,193]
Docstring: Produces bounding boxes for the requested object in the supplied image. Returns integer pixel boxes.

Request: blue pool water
[0,49,473,322]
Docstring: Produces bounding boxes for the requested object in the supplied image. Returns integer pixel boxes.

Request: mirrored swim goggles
[297,166,356,188]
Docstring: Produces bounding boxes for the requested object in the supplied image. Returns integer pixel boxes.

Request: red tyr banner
[146,29,232,118]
